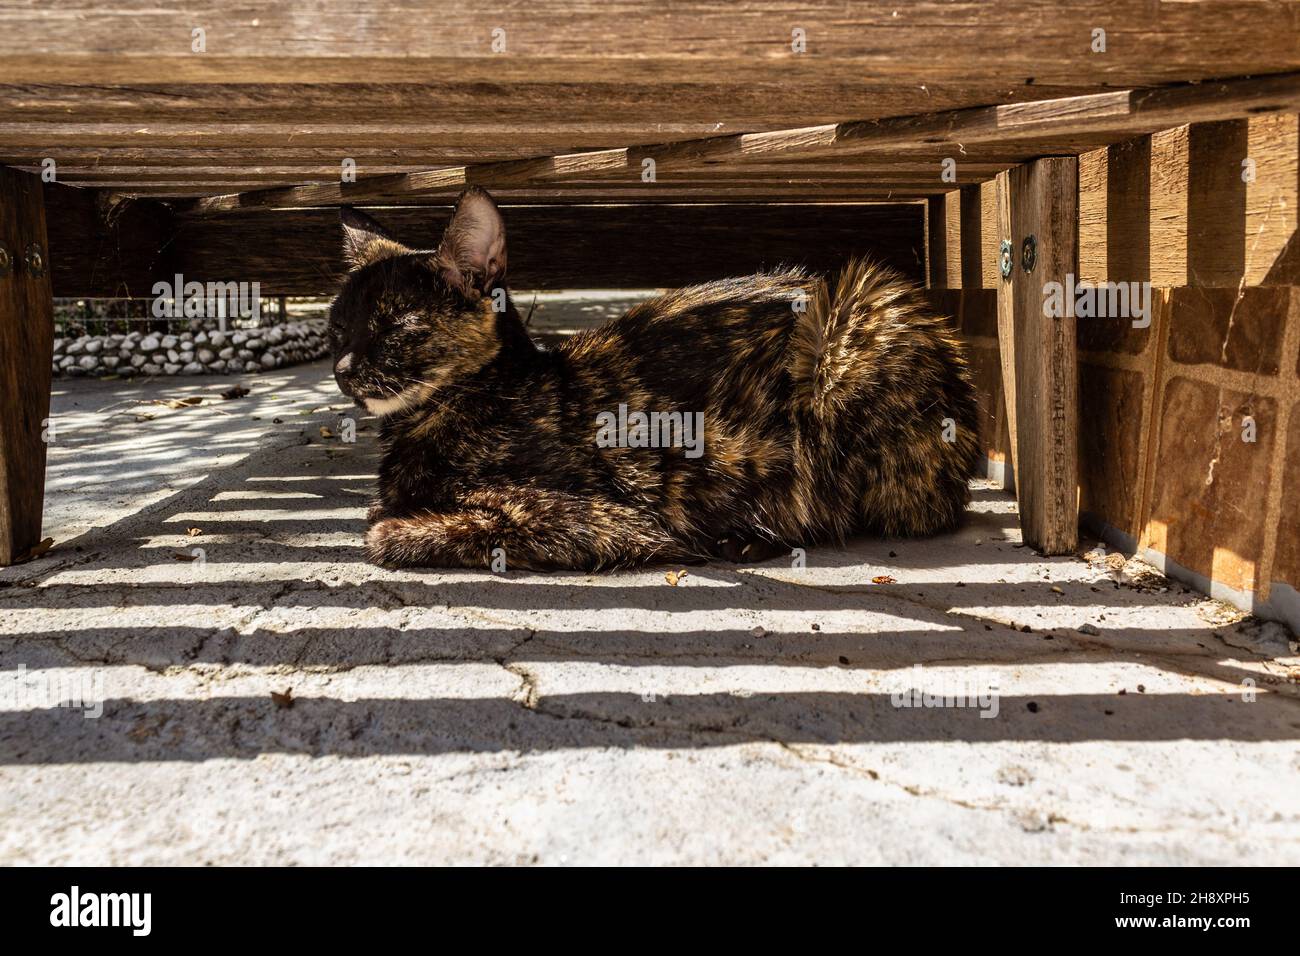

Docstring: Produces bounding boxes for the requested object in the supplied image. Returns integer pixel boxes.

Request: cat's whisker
[410,378,497,397]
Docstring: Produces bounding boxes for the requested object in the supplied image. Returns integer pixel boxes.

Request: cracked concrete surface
[2,351,1299,865]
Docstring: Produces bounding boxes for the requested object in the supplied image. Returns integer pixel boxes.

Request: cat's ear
[435,186,507,299]
[340,208,404,271]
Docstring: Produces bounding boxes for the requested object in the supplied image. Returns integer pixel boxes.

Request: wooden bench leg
[996,158,1080,555]
[0,168,54,566]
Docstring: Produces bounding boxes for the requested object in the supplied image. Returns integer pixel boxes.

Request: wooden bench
[2,4,1297,590]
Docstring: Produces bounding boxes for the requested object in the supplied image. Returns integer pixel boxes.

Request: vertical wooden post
[0,168,55,565]
[926,192,960,289]
[996,159,1079,555]
[995,171,1020,495]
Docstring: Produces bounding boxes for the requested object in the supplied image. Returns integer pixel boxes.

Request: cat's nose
[335,352,355,376]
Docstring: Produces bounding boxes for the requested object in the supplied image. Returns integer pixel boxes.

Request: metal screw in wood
[24,243,45,278]
[1021,235,1037,274]
[999,239,1013,279]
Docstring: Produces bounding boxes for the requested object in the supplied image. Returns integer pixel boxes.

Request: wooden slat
[35,164,1011,183]
[926,192,961,289]
[182,74,1300,215]
[995,168,1024,511]
[997,159,1080,555]
[0,147,1045,169]
[40,173,1004,195]
[0,3,1294,87]
[126,188,952,203]
[169,203,923,296]
[1078,112,1299,288]
[0,121,730,149]
[0,80,1097,127]
[0,166,54,565]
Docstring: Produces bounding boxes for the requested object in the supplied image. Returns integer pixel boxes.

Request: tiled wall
[1077,286,1298,626]
[931,114,1299,632]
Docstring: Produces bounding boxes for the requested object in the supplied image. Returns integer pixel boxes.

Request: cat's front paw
[715,535,788,564]
[365,500,389,525]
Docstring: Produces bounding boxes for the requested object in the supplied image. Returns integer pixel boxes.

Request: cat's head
[328,186,509,416]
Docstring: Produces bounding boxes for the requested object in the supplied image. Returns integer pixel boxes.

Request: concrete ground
[2,299,1299,865]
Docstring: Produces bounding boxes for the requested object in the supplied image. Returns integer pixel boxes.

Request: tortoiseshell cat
[330,187,979,570]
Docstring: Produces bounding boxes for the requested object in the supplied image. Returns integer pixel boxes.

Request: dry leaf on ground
[17,537,54,562]
[150,396,203,410]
